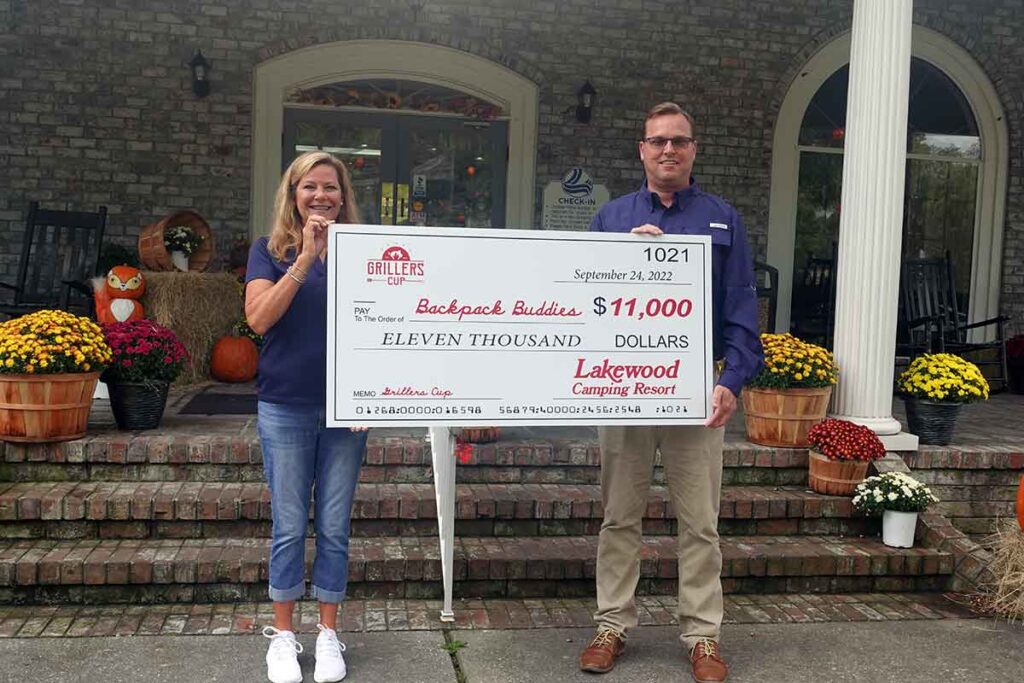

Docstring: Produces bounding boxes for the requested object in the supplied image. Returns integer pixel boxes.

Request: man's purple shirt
[590,180,763,396]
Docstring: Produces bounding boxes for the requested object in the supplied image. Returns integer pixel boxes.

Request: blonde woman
[245,151,367,683]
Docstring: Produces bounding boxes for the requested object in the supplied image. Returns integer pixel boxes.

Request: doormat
[179,392,257,415]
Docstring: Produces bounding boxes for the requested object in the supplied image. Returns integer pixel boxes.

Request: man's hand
[630,224,663,236]
[704,385,737,428]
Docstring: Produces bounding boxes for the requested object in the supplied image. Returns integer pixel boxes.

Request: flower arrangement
[807,418,885,462]
[896,353,989,403]
[0,309,111,374]
[163,224,204,255]
[234,317,263,348]
[852,472,938,515]
[101,320,189,384]
[747,333,838,389]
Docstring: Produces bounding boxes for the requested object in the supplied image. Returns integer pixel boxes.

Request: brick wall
[902,451,1024,541]
[0,0,1021,324]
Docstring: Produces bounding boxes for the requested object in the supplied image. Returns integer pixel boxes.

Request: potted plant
[163,224,205,271]
[853,471,938,548]
[0,309,111,442]
[742,333,839,447]
[896,352,989,445]
[101,319,189,430]
[1007,334,1024,395]
[806,418,886,496]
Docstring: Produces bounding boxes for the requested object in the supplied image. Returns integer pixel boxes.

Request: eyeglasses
[642,136,696,150]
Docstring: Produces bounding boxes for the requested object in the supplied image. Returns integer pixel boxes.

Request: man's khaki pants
[594,424,725,650]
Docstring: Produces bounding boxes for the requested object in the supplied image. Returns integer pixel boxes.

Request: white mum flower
[887,492,898,501]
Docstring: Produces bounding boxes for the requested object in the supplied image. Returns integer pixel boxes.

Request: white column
[830,0,917,449]
[428,426,456,622]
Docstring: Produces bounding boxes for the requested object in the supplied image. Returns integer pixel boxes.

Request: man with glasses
[578,102,762,683]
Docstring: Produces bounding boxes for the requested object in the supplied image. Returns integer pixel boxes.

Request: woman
[245,150,366,683]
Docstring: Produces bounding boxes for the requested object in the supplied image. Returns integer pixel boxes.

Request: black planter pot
[1008,359,1024,395]
[107,381,170,431]
[903,398,961,446]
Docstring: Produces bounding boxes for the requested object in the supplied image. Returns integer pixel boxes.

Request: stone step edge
[0,592,982,636]
[0,535,954,588]
[0,483,857,524]
[0,435,813,469]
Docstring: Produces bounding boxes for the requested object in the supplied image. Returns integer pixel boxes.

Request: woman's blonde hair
[267,151,360,261]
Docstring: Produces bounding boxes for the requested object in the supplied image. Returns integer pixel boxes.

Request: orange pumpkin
[1017,474,1024,533]
[210,336,259,383]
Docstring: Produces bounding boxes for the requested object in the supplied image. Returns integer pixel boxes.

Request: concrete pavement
[1,618,1021,682]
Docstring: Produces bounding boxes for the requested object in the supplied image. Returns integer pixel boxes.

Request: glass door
[399,117,508,228]
[283,109,397,226]
[283,108,508,228]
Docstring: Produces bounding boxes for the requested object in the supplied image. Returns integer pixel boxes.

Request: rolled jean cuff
[310,584,346,604]
[268,579,305,602]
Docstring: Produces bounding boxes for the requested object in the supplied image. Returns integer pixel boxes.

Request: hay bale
[140,271,242,385]
[984,520,1024,622]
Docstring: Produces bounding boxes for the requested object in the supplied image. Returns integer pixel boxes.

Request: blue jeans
[257,401,366,603]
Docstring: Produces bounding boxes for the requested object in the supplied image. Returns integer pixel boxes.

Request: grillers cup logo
[366,245,424,286]
[561,167,594,197]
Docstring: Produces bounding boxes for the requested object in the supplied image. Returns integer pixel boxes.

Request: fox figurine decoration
[93,265,146,324]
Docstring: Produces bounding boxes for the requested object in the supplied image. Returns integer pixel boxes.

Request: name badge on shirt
[709,222,729,230]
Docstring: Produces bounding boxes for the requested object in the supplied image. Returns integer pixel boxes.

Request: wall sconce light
[576,80,596,123]
[189,50,211,98]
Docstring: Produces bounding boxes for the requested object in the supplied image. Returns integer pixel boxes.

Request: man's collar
[642,177,700,209]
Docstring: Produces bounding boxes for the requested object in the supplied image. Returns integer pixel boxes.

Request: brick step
[0,483,872,540]
[0,535,953,605]
[0,437,807,485]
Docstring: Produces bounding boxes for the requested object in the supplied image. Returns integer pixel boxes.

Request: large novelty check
[326,226,713,427]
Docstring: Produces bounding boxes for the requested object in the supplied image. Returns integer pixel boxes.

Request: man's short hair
[643,102,697,138]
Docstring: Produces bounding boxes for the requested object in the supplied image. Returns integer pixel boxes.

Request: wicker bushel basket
[107,380,170,431]
[0,372,99,442]
[457,427,501,443]
[807,450,870,496]
[903,398,961,446]
[741,386,832,448]
[138,210,215,272]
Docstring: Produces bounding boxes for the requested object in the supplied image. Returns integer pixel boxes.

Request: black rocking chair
[899,252,1011,391]
[0,201,108,320]
[753,261,779,334]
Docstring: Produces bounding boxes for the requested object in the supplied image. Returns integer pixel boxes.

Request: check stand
[428,426,457,622]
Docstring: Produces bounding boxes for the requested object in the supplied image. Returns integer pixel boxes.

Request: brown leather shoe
[689,638,728,682]
[579,628,625,673]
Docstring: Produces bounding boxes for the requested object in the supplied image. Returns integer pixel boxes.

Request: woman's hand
[299,214,330,267]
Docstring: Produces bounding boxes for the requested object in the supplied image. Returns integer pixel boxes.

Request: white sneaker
[313,623,348,682]
[263,626,303,683]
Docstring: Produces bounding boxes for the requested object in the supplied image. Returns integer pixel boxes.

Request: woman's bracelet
[285,266,305,285]
[291,262,309,277]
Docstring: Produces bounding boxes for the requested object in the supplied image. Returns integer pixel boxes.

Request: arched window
[794,59,981,335]
[768,28,1007,340]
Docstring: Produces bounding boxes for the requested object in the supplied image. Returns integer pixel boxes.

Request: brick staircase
[0,430,955,605]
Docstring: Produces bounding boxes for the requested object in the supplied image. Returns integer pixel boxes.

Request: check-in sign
[326,226,713,426]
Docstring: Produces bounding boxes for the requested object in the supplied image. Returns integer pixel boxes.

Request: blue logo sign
[561,167,594,197]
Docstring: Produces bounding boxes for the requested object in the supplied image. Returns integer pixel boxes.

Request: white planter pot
[882,510,918,548]
[92,380,109,400]
[170,249,189,272]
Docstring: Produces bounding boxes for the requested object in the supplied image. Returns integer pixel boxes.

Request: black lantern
[189,51,210,98]
[576,80,596,123]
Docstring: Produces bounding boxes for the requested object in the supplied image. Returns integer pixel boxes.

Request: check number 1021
[644,246,687,263]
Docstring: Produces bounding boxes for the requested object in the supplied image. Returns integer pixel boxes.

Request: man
[579,102,762,683]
